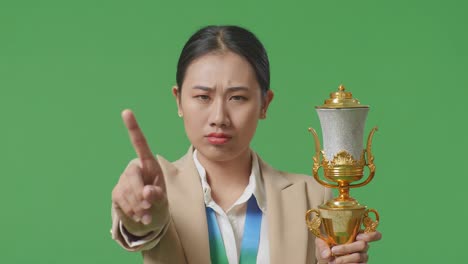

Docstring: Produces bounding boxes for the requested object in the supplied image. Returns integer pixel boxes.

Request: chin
[194,143,249,163]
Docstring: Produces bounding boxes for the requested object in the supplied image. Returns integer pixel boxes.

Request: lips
[206,133,232,145]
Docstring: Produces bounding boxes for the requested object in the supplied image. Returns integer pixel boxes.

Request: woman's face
[173,51,273,163]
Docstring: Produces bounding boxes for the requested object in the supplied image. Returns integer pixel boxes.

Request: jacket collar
[257,155,309,264]
[157,147,210,264]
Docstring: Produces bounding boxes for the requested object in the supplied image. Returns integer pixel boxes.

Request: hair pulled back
[176,25,270,97]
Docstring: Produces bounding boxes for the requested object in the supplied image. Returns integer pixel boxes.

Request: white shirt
[119,150,270,263]
[193,150,270,264]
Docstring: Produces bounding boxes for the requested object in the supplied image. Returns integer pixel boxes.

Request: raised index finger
[122,109,155,165]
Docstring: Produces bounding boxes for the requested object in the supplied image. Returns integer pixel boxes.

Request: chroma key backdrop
[1,0,466,263]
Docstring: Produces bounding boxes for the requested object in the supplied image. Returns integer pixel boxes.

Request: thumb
[140,185,169,226]
[142,185,165,207]
[315,237,332,263]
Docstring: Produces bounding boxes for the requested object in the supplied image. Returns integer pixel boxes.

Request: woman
[111,25,381,264]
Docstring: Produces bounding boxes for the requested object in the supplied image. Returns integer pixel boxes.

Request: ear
[172,86,183,117]
[260,90,274,119]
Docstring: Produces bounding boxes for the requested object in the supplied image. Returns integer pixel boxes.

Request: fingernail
[141,200,151,209]
[321,249,330,259]
[331,246,340,255]
[356,234,364,240]
[132,215,141,222]
[142,214,151,225]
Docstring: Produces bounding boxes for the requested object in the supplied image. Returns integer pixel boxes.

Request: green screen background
[1,0,466,263]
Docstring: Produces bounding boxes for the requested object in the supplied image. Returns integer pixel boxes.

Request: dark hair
[176,25,270,97]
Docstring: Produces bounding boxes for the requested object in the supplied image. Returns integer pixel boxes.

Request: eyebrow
[192,85,250,92]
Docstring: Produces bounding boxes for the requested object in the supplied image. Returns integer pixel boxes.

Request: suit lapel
[258,155,309,264]
[158,147,210,264]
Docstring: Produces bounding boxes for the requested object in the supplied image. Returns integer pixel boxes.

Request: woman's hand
[111,110,168,237]
[315,231,382,264]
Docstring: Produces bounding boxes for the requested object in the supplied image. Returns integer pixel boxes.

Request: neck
[197,148,252,211]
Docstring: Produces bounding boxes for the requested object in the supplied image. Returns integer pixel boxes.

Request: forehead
[183,51,259,90]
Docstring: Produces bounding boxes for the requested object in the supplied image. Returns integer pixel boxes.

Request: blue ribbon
[206,196,262,264]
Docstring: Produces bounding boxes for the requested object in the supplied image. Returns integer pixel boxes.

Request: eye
[194,95,210,102]
[230,95,247,101]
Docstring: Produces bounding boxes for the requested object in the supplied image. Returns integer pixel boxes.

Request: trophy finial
[318,84,368,109]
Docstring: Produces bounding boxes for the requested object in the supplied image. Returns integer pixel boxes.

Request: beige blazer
[112,147,332,264]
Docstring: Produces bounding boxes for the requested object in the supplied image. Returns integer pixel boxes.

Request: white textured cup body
[316,108,369,161]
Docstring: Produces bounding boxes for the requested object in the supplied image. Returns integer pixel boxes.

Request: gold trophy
[305,85,380,246]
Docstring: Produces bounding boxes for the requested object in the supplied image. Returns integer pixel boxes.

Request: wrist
[121,223,155,238]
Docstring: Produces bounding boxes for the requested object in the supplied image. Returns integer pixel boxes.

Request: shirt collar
[193,149,266,213]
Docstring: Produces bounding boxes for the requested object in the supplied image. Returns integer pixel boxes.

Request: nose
[209,98,231,128]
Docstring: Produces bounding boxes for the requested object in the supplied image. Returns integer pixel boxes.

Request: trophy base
[318,204,366,245]
[306,199,379,246]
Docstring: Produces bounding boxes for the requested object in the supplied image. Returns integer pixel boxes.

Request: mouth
[205,133,232,145]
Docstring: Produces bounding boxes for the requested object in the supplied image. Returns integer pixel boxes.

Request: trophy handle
[309,128,339,189]
[363,209,380,233]
[350,126,378,188]
[305,209,325,240]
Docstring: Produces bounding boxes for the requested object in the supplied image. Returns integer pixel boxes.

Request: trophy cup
[305,85,380,246]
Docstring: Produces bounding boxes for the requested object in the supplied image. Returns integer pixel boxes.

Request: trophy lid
[316,85,368,109]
